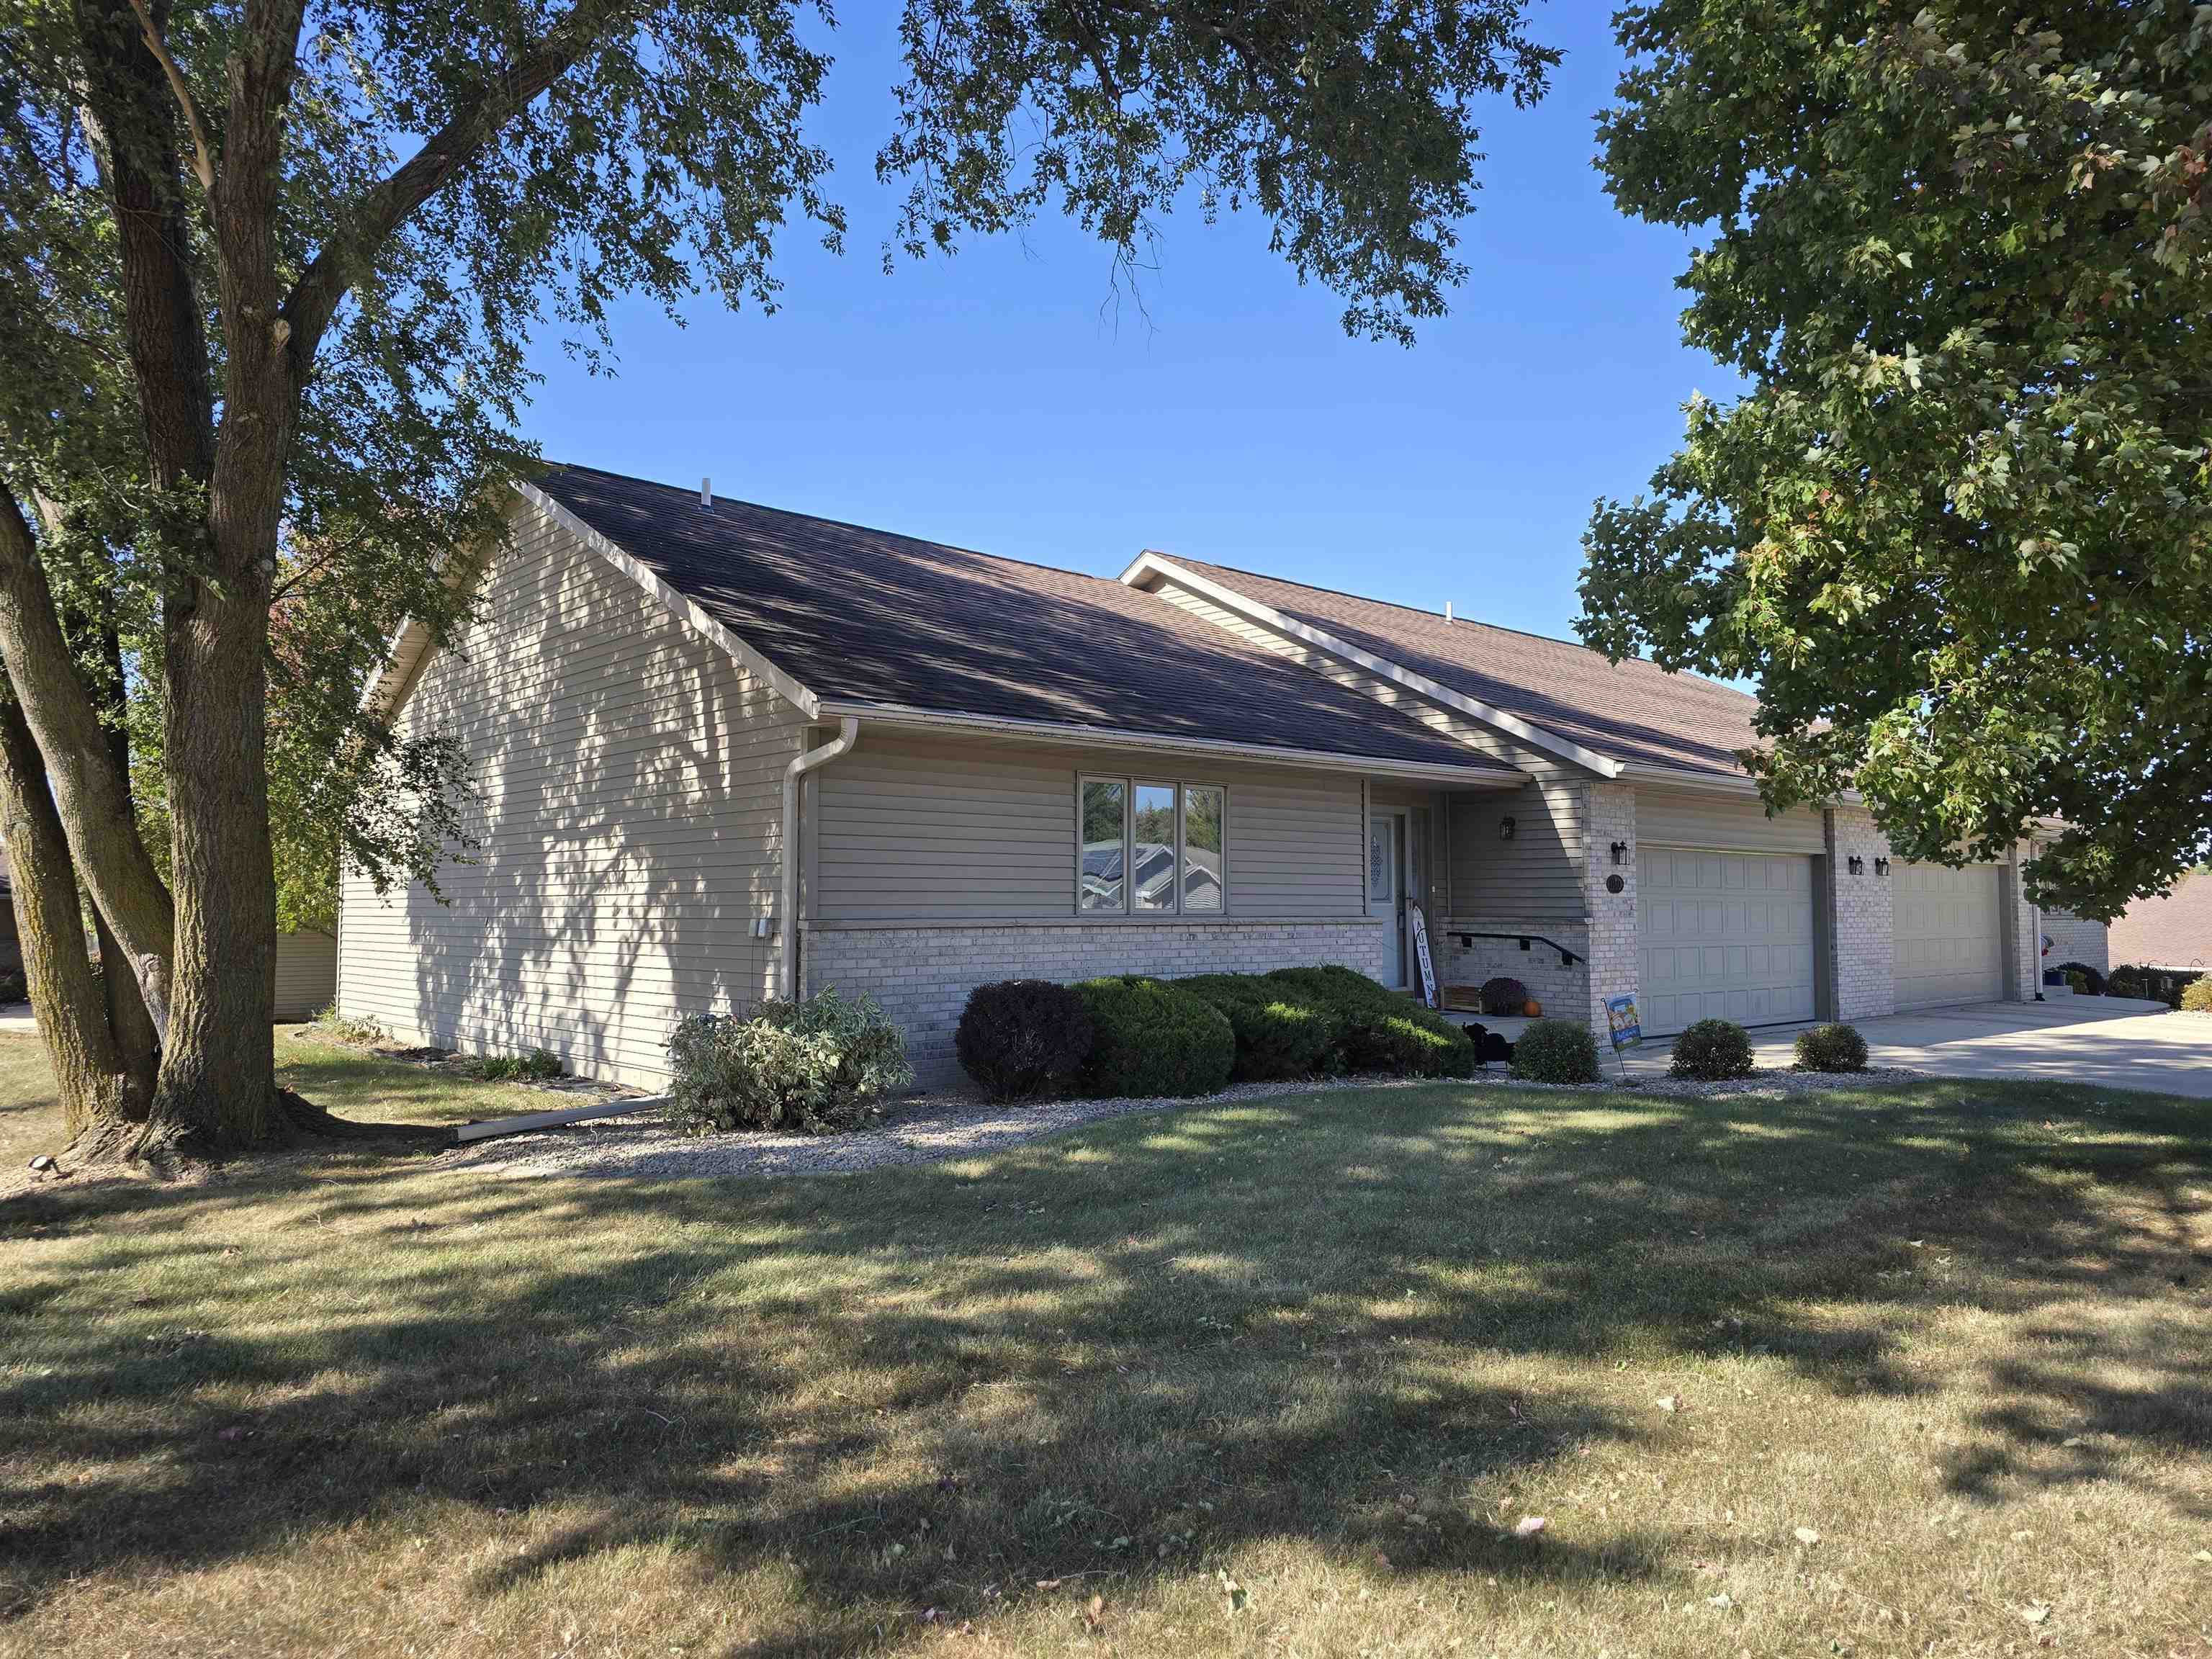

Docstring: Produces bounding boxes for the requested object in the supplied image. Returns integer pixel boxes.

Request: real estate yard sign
[1605,994,1642,1050]
[1408,904,1439,1009]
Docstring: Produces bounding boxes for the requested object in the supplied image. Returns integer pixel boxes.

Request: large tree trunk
[0,700,146,1138]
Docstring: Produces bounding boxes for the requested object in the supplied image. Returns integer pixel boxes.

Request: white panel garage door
[1892,863,2003,1009]
[1640,848,1817,1037]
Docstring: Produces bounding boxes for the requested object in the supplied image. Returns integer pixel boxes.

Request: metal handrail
[1447,929,1581,968]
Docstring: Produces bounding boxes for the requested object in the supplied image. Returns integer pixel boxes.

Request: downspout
[781,717,860,999]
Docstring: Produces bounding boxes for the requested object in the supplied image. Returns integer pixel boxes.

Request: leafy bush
[666,988,912,1134]
[472,1048,564,1082]
[2109,964,2203,1009]
[1509,1018,1599,1084]
[1074,976,1236,1098]
[1177,974,1340,1080]
[2182,978,2212,1013]
[2055,961,2107,997]
[308,1002,388,1048]
[1478,976,1529,1016]
[955,979,1094,1100]
[1263,965,1477,1078]
[2105,963,2152,1000]
[1794,1022,1868,1073]
[1670,1019,1755,1081]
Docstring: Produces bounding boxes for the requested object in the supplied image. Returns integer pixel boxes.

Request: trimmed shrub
[1509,1018,1599,1084]
[1264,965,1478,1078]
[956,979,1094,1101]
[2056,961,2107,997]
[2106,963,2152,1001]
[666,987,912,1134]
[2109,964,2203,1009]
[1670,1019,1755,1081]
[1478,976,1529,1017]
[472,1047,563,1082]
[2182,978,2212,1013]
[1794,1022,1868,1073]
[1177,974,1340,1080]
[1074,976,1236,1098]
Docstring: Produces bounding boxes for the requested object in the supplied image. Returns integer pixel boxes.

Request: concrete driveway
[1626,997,2212,1098]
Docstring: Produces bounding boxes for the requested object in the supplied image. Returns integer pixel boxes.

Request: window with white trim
[1077,777,1226,914]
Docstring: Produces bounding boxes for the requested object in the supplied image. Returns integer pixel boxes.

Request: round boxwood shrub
[1176,974,1340,1080]
[956,979,1095,1101]
[1478,976,1529,1017]
[2182,977,2212,1013]
[1074,976,1236,1098]
[1668,1018,1755,1081]
[1263,965,1477,1078]
[1509,1017,1599,1085]
[2056,961,2107,997]
[1794,1022,1869,1073]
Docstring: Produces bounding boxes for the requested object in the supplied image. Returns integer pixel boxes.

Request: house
[336,465,2062,1089]
[2109,872,2212,973]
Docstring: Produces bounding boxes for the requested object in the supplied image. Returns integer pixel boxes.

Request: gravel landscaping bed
[446,1061,1925,1179]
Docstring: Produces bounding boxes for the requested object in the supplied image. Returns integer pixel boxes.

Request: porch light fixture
[1874,856,1891,876]
[1609,840,1629,866]
[1498,815,1516,841]
[1847,855,1866,876]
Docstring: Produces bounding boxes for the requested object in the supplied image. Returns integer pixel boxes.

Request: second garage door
[1640,848,1817,1036]
[1892,863,2003,1009]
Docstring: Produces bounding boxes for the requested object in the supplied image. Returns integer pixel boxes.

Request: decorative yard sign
[1605,994,1642,1050]
[1408,904,1439,1009]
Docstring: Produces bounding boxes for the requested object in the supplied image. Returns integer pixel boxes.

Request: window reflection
[1080,779,1126,911]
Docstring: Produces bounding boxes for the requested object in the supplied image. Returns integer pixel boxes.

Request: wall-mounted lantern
[1847,855,1866,876]
[1609,840,1630,866]
[1874,857,1891,876]
[1498,815,1516,841]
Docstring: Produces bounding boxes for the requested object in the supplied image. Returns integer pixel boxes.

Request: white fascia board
[514,482,821,718]
[812,698,1529,788]
[1120,552,1625,779]
[1619,760,1868,809]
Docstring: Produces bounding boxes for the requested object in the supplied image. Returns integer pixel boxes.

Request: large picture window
[1076,777,1226,915]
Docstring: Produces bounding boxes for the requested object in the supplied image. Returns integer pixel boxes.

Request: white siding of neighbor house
[807,730,1367,923]
[336,502,805,1085]
[1635,788,1827,855]
[273,930,337,1020]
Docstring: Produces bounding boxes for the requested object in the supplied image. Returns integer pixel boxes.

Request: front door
[1369,811,1406,987]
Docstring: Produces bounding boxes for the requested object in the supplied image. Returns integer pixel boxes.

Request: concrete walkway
[1624,997,2211,1098]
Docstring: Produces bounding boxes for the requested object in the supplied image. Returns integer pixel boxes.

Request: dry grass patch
[1,1031,2208,1656]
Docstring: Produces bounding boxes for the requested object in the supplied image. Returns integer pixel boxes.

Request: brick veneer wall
[1824,805,1895,1021]
[1435,919,1591,1025]
[1583,783,1639,1049]
[2005,845,2042,1002]
[806,920,1390,1089]
[2042,912,2110,975]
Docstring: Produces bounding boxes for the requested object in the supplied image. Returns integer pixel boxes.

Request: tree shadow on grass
[1,1075,2207,1649]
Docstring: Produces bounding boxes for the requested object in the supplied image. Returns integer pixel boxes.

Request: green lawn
[1,1031,2208,1657]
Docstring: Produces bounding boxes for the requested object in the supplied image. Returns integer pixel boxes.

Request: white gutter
[781,717,860,998]
[811,698,1527,788]
[1120,552,1625,779]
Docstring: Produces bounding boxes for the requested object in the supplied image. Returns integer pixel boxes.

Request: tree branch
[279,0,639,365]
[123,0,215,193]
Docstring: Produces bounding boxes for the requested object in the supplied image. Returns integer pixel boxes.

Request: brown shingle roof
[533,467,1512,776]
[2108,872,2212,970]
[1156,556,1767,777]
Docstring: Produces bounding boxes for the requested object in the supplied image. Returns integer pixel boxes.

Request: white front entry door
[1370,811,1405,987]
[1639,847,1817,1036]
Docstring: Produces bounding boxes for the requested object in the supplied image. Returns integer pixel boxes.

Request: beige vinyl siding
[1636,788,1825,855]
[1447,781,1586,922]
[272,930,336,1020]
[811,730,1365,923]
[337,500,804,1087]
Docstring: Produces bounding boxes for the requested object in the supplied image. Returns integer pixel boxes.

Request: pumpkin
[1523,997,1543,1018]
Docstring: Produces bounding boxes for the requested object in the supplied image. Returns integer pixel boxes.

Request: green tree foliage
[1,0,1555,1146]
[1578,4,2212,919]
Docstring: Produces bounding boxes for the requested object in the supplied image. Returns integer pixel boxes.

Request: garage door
[1892,863,2003,1009]
[1640,848,1817,1036]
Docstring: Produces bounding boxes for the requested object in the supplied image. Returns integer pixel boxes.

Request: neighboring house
[2109,872,2212,972]
[337,466,2062,1088]
[274,930,338,1020]
[0,848,19,978]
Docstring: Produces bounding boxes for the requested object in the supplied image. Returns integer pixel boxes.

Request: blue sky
[521,5,1725,644]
